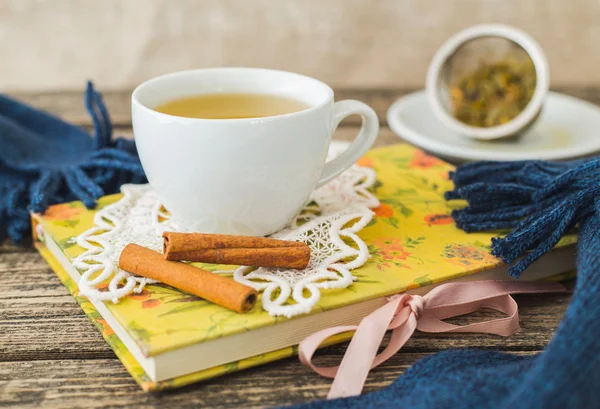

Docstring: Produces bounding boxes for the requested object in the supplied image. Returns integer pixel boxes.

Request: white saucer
[387,90,600,162]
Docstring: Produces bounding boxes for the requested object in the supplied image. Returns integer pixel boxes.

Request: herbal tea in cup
[154,93,310,119]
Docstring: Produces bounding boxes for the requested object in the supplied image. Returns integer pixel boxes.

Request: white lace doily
[74,142,379,317]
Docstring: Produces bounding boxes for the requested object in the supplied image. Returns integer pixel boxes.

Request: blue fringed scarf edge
[0,82,146,243]
[446,158,598,277]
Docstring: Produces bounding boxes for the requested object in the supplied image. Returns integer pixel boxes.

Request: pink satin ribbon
[298,280,565,400]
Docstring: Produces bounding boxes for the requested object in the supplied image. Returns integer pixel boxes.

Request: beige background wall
[1,0,599,92]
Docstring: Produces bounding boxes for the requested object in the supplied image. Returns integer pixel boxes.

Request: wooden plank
[0,351,540,409]
[0,251,52,274]
[0,239,32,254]
[0,253,67,299]
[7,87,600,128]
[0,314,116,362]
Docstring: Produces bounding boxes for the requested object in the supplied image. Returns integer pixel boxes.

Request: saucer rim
[387,90,600,162]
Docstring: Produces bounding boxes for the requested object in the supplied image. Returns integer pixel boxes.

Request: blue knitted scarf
[288,159,599,408]
[0,83,145,243]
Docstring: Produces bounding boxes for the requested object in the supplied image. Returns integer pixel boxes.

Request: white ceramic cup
[132,68,379,236]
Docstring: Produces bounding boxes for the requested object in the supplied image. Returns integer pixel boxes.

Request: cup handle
[317,100,379,187]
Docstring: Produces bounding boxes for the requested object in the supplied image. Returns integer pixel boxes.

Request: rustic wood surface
[0,88,583,408]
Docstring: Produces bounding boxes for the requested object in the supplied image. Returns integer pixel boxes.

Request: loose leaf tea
[450,58,536,128]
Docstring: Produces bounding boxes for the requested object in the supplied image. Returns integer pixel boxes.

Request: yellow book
[31,144,576,391]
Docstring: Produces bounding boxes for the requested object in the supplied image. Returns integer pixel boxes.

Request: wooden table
[1,88,584,408]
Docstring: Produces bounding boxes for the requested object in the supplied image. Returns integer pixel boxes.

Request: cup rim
[425,24,550,140]
[131,67,335,123]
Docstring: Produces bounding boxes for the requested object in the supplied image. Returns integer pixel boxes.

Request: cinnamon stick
[163,232,311,269]
[119,244,257,313]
